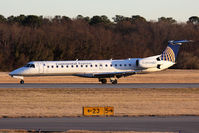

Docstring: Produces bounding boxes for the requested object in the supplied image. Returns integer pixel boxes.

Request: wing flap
[74,71,138,78]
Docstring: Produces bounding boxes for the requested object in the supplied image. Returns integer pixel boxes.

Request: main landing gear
[99,78,107,84]
[110,79,118,84]
[99,78,118,84]
[20,80,24,84]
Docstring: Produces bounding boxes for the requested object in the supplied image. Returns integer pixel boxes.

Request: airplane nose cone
[9,67,26,76]
[9,69,19,76]
[9,71,14,76]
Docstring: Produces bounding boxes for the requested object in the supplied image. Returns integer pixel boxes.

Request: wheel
[20,80,24,84]
[111,80,117,84]
[101,79,107,84]
[99,79,107,84]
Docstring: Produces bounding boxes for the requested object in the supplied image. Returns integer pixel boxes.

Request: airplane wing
[74,70,138,78]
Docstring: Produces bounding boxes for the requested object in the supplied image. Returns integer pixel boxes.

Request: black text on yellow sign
[83,107,114,116]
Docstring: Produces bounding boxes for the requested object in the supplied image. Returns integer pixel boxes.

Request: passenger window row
[46,64,132,68]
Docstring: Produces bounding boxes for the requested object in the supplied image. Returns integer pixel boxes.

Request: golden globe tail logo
[161,46,175,62]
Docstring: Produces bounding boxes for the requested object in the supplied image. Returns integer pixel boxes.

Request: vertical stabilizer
[160,40,192,62]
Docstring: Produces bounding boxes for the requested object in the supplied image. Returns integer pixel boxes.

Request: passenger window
[85,65,88,67]
[71,65,74,68]
[47,66,49,68]
[120,64,122,66]
[51,66,54,68]
[56,66,59,68]
[76,65,78,68]
[61,65,63,68]
[66,65,68,68]
[90,65,93,67]
[81,65,83,67]
[124,64,127,66]
[95,65,97,67]
[105,64,108,67]
[129,64,131,66]
[110,64,112,67]
[115,64,117,67]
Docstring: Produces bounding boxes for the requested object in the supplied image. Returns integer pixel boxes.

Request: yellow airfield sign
[83,106,114,116]
[104,107,114,115]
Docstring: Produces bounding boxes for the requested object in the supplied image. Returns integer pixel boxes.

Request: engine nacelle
[137,58,158,68]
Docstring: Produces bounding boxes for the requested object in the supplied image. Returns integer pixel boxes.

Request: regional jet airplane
[9,40,192,84]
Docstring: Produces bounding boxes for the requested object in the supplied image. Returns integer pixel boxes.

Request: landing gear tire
[111,79,118,84]
[20,80,24,84]
[99,79,107,84]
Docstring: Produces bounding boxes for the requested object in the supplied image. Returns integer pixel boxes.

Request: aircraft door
[39,63,44,73]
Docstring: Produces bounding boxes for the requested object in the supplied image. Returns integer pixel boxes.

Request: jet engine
[136,58,161,69]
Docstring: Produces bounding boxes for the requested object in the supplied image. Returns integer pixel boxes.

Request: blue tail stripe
[168,44,180,59]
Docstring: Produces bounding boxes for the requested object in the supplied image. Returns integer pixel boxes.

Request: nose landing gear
[10,76,24,84]
[20,80,24,84]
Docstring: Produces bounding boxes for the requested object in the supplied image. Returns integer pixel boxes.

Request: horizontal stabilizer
[169,40,194,45]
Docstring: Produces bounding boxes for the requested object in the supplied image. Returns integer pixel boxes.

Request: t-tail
[136,40,193,72]
[160,40,193,62]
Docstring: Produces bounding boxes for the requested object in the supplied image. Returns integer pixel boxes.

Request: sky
[0,0,198,22]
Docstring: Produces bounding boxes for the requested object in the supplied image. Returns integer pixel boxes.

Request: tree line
[0,14,199,71]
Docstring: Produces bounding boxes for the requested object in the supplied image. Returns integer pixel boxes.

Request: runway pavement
[0,116,198,133]
[0,83,199,89]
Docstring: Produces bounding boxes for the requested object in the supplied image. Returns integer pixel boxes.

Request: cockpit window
[24,64,29,67]
[24,64,35,68]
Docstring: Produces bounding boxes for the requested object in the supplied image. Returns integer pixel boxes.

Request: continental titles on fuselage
[56,62,92,66]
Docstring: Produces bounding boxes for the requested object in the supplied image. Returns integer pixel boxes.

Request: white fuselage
[9,55,175,77]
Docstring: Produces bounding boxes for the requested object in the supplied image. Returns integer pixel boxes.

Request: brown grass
[0,129,176,133]
[1,69,199,83]
[0,88,199,118]
[66,131,176,133]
